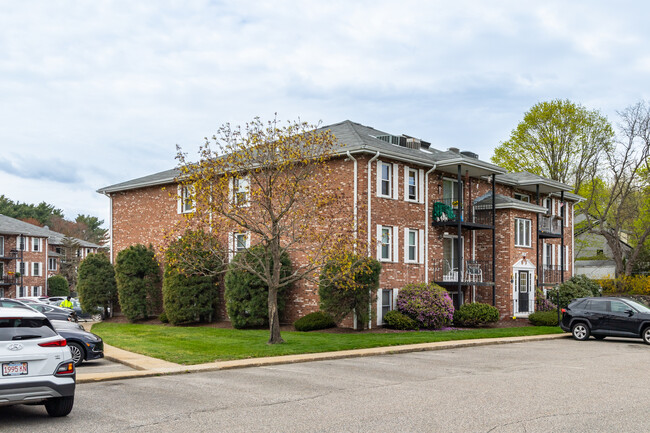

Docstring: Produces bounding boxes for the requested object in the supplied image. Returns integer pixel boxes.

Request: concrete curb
[77,333,570,384]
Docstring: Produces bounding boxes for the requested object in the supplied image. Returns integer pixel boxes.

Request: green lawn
[91,323,564,365]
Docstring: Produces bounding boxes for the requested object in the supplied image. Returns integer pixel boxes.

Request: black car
[561,296,650,344]
[50,320,104,366]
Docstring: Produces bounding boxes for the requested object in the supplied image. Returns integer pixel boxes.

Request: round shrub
[453,302,499,327]
[547,281,593,309]
[528,310,559,326]
[158,311,169,323]
[162,266,219,325]
[48,275,70,297]
[567,275,601,296]
[383,310,418,330]
[293,311,336,332]
[319,255,382,330]
[396,283,454,329]
[225,246,291,329]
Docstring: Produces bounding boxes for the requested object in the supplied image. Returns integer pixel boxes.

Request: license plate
[2,362,28,376]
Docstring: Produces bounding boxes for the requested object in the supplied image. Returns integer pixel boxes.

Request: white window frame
[18,236,26,251]
[33,286,42,296]
[32,237,42,252]
[377,161,393,198]
[404,228,424,264]
[18,261,28,277]
[0,236,4,256]
[514,218,532,248]
[177,184,195,214]
[32,262,41,277]
[48,257,58,271]
[234,232,249,253]
[514,193,530,203]
[377,225,399,262]
[404,167,421,203]
[233,176,250,207]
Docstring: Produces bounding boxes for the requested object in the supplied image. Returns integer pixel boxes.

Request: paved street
[2,338,649,432]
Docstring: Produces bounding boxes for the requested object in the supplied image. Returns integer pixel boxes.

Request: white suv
[0,307,76,416]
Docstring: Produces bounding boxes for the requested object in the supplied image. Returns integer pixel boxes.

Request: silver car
[0,307,76,416]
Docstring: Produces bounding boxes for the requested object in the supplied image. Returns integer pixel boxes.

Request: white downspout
[424,164,437,283]
[106,193,113,264]
[367,151,380,329]
[346,151,358,251]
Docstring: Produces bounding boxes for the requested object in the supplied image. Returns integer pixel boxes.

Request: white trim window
[234,232,249,253]
[377,161,393,198]
[404,228,424,264]
[377,288,396,325]
[514,193,530,203]
[18,261,28,277]
[33,286,42,296]
[514,218,532,248]
[377,225,399,262]
[0,236,4,256]
[177,185,195,214]
[405,167,418,202]
[32,237,42,252]
[18,236,26,251]
[32,262,42,277]
[233,177,250,206]
[48,257,58,271]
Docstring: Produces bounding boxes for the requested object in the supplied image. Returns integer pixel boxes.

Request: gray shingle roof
[0,214,102,248]
[474,192,548,213]
[97,120,577,196]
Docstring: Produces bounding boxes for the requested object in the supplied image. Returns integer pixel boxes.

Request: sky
[1,1,649,228]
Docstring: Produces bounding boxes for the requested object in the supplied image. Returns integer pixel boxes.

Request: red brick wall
[108,154,576,324]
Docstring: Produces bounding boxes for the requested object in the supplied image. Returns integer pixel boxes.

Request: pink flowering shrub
[396,283,454,329]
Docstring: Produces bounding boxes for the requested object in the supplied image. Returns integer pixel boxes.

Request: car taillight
[39,338,67,347]
[55,362,74,376]
[561,308,566,313]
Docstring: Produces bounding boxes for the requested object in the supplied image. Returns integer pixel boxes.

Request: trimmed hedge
[224,246,291,329]
[162,267,219,325]
[383,310,418,330]
[396,282,454,329]
[48,275,70,297]
[528,310,559,326]
[453,303,499,327]
[114,244,162,322]
[293,311,336,332]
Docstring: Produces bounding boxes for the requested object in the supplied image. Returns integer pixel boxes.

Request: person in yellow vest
[59,296,73,309]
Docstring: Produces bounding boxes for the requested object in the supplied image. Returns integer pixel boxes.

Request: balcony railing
[431,198,494,226]
[539,215,562,236]
[0,275,17,286]
[431,259,494,284]
[540,265,563,284]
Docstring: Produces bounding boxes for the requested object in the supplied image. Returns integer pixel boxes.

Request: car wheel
[68,342,85,367]
[643,327,650,345]
[594,335,606,340]
[91,313,102,322]
[572,323,590,341]
[44,396,74,417]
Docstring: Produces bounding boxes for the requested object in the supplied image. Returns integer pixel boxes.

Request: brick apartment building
[98,120,579,325]
[0,214,101,298]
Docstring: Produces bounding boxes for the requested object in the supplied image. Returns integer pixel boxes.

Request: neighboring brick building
[98,120,579,324]
[0,215,101,298]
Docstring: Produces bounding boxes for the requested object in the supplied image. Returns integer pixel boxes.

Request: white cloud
[0,0,649,224]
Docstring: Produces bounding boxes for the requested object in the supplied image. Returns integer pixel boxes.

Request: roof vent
[448,147,460,154]
[460,151,479,159]
[405,137,421,150]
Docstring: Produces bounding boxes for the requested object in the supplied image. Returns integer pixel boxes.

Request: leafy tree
[318,255,381,330]
[114,244,162,322]
[0,195,64,226]
[492,99,614,193]
[176,116,357,344]
[59,236,81,292]
[224,245,291,329]
[75,214,108,244]
[579,101,650,275]
[162,230,223,325]
[77,253,117,318]
[47,275,69,297]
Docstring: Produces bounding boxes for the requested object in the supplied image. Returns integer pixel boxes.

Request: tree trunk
[267,286,284,344]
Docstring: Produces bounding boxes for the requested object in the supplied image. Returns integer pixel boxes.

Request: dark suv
[561,297,650,344]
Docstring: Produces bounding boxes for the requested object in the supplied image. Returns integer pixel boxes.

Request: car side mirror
[626,309,634,316]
